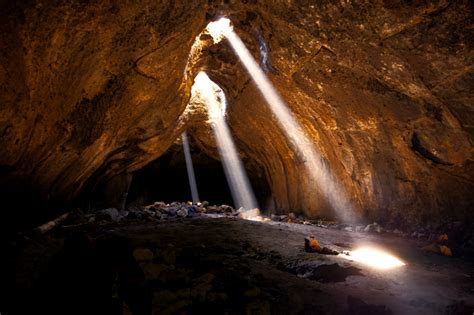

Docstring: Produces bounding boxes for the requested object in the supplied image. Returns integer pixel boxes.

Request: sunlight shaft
[192,72,258,211]
[218,19,355,222]
[182,131,200,203]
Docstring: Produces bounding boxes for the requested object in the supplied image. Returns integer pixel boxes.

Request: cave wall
[0,0,473,227]
[0,0,207,202]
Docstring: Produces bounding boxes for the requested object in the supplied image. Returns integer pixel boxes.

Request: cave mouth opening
[127,138,271,211]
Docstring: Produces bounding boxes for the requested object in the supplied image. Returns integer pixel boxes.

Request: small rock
[196,206,205,213]
[320,247,339,255]
[97,208,121,222]
[355,226,364,232]
[162,207,178,216]
[422,244,453,257]
[220,205,234,213]
[126,210,138,219]
[271,214,281,222]
[154,201,167,208]
[177,207,188,218]
[344,226,353,232]
[439,245,452,256]
[186,205,197,213]
[288,212,297,220]
[207,206,220,213]
[143,209,156,217]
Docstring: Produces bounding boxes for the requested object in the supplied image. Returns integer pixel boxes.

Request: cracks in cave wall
[411,132,453,165]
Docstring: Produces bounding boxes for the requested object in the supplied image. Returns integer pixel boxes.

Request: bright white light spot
[340,247,406,270]
[205,18,232,44]
[193,72,227,119]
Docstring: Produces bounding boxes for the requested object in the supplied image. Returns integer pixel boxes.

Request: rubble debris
[177,207,188,218]
[97,208,122,222]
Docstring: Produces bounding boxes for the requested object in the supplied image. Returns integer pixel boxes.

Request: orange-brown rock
[0,1,472,228]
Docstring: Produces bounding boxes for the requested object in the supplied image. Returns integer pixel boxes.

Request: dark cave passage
[128,144,233,207]
[127,139,272,210]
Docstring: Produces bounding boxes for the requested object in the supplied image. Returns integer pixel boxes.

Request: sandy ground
[7,215,474,314]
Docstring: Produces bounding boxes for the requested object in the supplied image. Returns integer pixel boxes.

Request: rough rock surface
[0,1,473,227]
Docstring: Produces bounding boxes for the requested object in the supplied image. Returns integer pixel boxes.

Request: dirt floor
[4,213,474,315]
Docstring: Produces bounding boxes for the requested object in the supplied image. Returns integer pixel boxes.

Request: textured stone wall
[0,0,472,226]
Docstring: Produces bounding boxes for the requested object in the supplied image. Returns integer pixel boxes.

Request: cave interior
[1,0,473,314]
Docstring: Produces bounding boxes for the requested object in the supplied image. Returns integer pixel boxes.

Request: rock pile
[87,201,240,223]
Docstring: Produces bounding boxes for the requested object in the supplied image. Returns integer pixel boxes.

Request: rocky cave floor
[6,203,474,315]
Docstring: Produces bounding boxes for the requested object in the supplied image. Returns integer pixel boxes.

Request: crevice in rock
[411,132,453,165]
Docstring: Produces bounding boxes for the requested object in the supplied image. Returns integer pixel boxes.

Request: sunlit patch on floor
[340,247,406,270]
[238,208,269,222]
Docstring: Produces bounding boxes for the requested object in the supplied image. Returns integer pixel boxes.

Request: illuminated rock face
[0,1,472,226]
[0,1,208,201]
